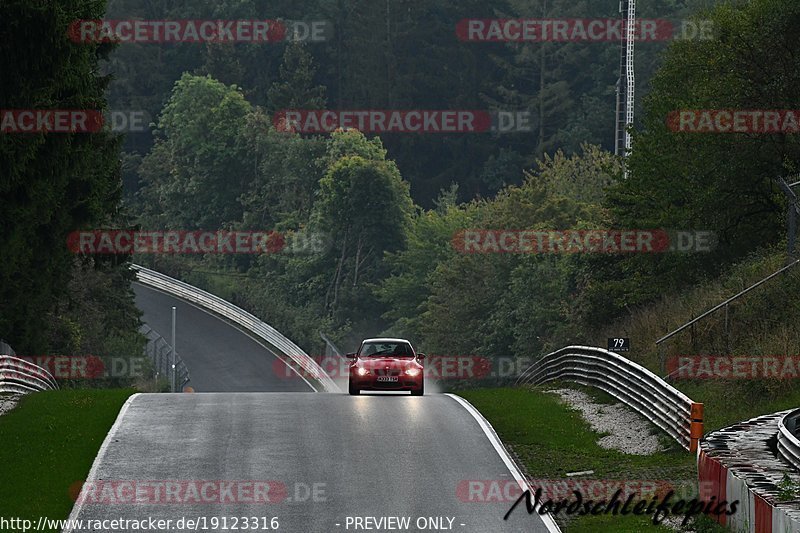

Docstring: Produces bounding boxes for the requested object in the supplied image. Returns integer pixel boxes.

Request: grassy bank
[592,248,800,432]
[0,389,135,530]
[459,387,703,532]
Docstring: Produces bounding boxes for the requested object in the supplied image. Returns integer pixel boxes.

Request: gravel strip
[548,388,664,455]
[0,394,21,417]
[662,514,698,532]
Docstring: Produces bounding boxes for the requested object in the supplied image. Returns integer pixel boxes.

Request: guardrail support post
[690,402,704,453]
[724,303,730,354]
[171,306,177,393]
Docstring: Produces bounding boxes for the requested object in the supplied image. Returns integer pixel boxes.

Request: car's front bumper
[350,375,423,391]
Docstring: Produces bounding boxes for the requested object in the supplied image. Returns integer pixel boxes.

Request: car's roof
[361,337,412,344]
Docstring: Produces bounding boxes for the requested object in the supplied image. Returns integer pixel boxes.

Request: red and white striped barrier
[699,411,800,532]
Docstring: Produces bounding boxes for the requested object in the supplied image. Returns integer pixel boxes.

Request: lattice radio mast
[614,0,636,177]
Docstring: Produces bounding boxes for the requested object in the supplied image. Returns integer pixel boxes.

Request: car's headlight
[405,367,421,377]
[356,367,369,376]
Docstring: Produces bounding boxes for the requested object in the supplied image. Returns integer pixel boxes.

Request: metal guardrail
[131,265,340,393]
[778,408,800,470]
[516,345,703,451]
[0,355,59,394]
[140,324,190,391]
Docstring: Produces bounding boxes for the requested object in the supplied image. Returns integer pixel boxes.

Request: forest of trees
[107,0,718,204]
[129,0,800,359]
[1,0,142,359]
[2,0,798,375]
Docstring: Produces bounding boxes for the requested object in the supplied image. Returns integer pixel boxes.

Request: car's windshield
[359,342,414,357]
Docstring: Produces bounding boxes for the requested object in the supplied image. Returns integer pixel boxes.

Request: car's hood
[356,357,421,370]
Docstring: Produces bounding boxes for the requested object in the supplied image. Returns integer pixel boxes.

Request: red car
[347,338,425,396]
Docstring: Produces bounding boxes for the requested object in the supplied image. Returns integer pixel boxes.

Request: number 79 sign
[608,338,630,352]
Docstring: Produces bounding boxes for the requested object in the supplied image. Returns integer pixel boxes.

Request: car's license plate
[376,376,399,382]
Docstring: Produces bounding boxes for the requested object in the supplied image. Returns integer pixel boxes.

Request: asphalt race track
[93,283,556,532]
[133,284,312,392]
[66,393,552,532]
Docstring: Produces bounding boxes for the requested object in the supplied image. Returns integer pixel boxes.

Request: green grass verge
[0,389,135,530]
[458,387,697,532]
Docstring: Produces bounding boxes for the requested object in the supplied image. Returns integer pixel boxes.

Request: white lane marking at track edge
[446,393,562,533]
[62,393,140,533]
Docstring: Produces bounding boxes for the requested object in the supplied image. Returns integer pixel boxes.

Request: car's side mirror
[345,352,357,360]
[417,353,426,359]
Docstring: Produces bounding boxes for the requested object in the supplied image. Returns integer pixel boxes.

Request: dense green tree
[311,131,414,314]
[136,74,253,229]
[208,130,416,350]
[267,42,327,112]
[239,108,327,230]
[594,0,800,323]
[0,0,132,352]
[377,145,616,357]
[376,187,477,340]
